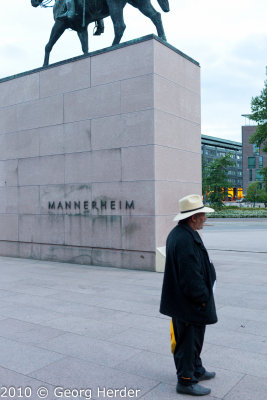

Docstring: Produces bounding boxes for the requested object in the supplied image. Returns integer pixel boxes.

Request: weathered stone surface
[64,120,91,154]
[121,145,155,181]
[121,74,154,114]
[39,125,65,156]
[155,146,201,182]
[17,95,64,131]
[0,37,200,271]
[65,215,122,248]
[122,216,155,252]
[154,40,200,93]
[91,40,154,86]
[91,181,155,216]
[91,110,154,150]
[0,160,19,187]
[2,130,39,160]
[0,187,18,214]
[19,215,65,245]
[155,215,175,248]
[0,74,39,108]
[40,184,92,215]
[63,82,121,123]
[40,58,91,98]
[0,106,18,134]
[155,109,200,152]
[18,155,65,186]
[39,244,92,265]
[65,149,121,184]
[155,74,201,124]
[0,214,18,241]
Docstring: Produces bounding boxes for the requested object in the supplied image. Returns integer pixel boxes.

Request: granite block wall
[0,36,201,271]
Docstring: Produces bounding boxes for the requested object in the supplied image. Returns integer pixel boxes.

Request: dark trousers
[172,318,206,386]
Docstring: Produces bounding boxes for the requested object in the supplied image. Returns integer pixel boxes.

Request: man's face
[193,212,207,230]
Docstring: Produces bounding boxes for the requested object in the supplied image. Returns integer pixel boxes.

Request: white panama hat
[174,194,214,222]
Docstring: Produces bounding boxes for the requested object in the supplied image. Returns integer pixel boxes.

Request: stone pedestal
[0,35,201,271]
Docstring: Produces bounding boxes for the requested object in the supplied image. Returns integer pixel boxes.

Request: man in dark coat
[160,194,217,396]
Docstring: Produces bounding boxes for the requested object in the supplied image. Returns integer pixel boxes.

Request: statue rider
[58,0,104,35]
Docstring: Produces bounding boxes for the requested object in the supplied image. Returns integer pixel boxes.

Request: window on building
[259,156,263,168]
[249,169,253,181]
[256,169,264,181]
[253,144,260,156]
[248,157,256,168]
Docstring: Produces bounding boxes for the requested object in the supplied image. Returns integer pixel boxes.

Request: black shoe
[198,371,216,381]
[176,383,211,396]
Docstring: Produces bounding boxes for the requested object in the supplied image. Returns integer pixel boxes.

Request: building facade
[202,135,243,199]
[242,124,267,194]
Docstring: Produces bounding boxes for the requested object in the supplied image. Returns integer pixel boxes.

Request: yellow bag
[170,319,176,354]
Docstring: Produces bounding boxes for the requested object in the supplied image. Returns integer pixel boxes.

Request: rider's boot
[94,19,104,35]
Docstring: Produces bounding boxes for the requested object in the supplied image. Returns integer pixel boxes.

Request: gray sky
[0,0,266,142]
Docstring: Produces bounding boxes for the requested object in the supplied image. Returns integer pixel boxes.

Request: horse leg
[136,0,167,41]
[106,0,127,45]
[77,27,88,54]
[43,21,66,66]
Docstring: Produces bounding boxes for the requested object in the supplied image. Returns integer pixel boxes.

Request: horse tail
[156,0,170,12]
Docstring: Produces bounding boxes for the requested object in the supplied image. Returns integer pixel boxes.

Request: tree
[258,189,267,207]
[245,182,261,206]
[202,156,209,203]
[203,154,234,207]
[249,67,267,189]
[259,167,267,191]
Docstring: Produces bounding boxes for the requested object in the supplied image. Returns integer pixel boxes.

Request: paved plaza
[0,218,266,399]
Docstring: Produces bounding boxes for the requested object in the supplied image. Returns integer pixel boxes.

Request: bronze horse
[31,0,170,66]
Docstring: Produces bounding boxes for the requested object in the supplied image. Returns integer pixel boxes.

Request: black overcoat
[160,223,217,325]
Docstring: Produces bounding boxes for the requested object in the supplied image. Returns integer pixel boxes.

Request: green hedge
[207,209,267,218]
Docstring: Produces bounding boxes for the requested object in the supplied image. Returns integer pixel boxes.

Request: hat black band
[181,205,205,214]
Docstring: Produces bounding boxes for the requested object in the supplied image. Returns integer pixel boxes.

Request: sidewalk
[0,221,266,399]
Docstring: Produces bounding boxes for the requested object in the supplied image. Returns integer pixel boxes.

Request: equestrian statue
[31,0,170,66]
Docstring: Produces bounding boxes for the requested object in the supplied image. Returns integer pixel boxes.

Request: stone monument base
[0,35,201,271]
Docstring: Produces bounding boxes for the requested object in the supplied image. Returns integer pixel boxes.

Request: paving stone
[0,303,65,324]
[205,325,267,354]
[41,315,130,339]
[140,382,218,400]
[197,366,244,399]
[0,366,58,400]
[0,219,266,399]
[0,318,65,345]
[115,351,175,384]
[224,374,267,400]
[30,357,158,399]
[0,336,65,375]
[236,319,267,337]
[36,332,142,368]
[107,327,170,355]
[203,345,267,379]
